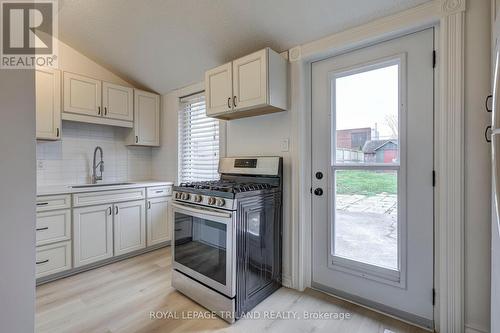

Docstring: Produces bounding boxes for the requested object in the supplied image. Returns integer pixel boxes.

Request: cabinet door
[36,68,61,140]
[205,62,233,116]
[114,200,146,256]
[232,49,268,111]
[134,90,160,146]
[73,204,113,267]
[63,72,102,116]
[102,82,134,121]
[147,197,171,246]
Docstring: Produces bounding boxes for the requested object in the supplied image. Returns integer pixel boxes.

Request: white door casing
[311,29,434,327]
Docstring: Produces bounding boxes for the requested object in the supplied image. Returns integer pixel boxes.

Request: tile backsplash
[36,121,152,186]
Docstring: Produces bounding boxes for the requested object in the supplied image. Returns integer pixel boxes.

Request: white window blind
[178,92,219,183]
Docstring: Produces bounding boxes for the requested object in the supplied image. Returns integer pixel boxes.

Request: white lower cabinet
[36,241,72,278]
[147,197,171,246]
[114,200,146,256]
[73,204,114,267]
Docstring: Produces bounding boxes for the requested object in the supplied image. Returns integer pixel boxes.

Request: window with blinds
[178,92,219,183]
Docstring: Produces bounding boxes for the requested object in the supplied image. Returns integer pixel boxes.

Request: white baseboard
[465,323,489,333]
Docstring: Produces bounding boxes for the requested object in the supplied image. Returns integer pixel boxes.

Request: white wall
[464,1,492,332]
[0,71,36,332]
[225,112,293,285]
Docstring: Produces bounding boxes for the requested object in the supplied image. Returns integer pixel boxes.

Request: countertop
[37,180,174,196]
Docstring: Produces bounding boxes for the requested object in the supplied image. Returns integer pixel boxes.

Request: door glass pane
[335,63,399,164]
[174,212,227,284]
[334,170,398,270]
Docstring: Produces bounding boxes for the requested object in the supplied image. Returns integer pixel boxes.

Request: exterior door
[114,200,146,256]
[36,68,61,140]
[311,29,434,328]
[134,89,160,146]
[205,62,233,116]
[232,49,267,111]
[147,197,171,246]
[63,72,102,116]
[102,82,133,121]
[73,204,113,267]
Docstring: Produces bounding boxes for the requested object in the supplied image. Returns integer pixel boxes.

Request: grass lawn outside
[336,170,397,196]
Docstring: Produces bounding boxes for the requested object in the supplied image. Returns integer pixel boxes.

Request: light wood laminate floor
[36,247,428,333]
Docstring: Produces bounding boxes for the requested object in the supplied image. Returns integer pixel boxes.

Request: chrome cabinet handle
[227,97,231,108]
[115,206,118,215]
[233,96,237,108]
[104,106,107,115]
[135,136,139,144]
[56,128,60,137]
[148,201,151,209]
[108,207,112,216]
[98,106,101,115]
[36,259,49,265]
[36,227,48,231]
[36,202,48,206]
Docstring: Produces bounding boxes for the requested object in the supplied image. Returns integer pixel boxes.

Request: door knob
[314,188,323,196]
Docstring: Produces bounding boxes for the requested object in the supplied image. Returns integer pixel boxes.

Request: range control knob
[208,197,216,205]
[216,198,225,207]
[194,195,203,203]
[175,192,181,199]
[182,193,191,200]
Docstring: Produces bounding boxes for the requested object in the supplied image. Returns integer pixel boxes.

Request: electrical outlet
[280,139,289,152]
[37,160,44,170]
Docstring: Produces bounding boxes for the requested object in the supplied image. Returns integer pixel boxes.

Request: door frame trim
[288,1,466,331]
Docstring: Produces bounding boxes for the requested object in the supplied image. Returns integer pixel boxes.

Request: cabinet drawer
[73,188,146,207]
[36,209,71,246]
[36,195,71,212]
[36,241,72,278]
[147,186,172,198]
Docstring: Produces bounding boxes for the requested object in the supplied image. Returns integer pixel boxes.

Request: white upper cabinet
[36,68,61,140]
[63,72,102,117]
[128,89,160,146]
[102,82,134,121]
[114,200,146,256]
[232,49,267,111]
[205,48,287,120]
[205,62,233,116]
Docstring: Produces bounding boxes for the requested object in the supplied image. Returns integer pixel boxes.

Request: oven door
[172,202,236,298]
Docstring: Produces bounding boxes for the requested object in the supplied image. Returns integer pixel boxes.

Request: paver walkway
[334,193,398,270]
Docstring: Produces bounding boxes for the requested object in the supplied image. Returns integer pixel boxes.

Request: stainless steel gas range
[171,156,283,323]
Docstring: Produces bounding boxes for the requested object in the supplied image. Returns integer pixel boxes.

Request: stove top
[177,180,275,194]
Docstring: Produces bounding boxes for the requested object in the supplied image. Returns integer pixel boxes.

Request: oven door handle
[172,202,233,219]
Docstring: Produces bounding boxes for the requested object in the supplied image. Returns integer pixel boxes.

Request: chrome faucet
[91,146,104,184]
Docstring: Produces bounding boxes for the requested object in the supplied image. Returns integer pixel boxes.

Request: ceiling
[58,0,430,94]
